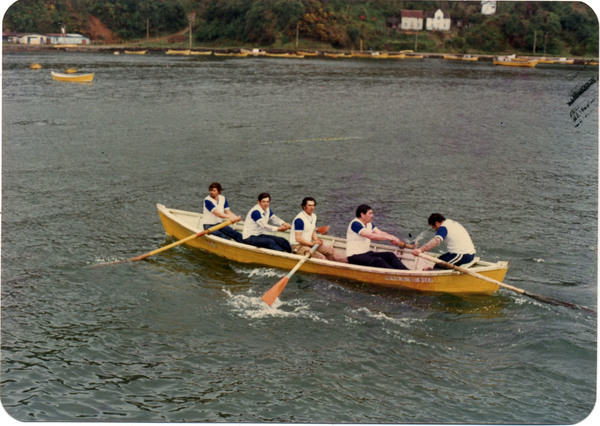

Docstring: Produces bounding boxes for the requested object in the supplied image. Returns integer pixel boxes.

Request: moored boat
[537,57,574,64]
[443,54,478,61]
[166,49,191,55]
[125,50,147,54]
[157,204,509,295]
[493,55,538,67]
[51,71,94,82]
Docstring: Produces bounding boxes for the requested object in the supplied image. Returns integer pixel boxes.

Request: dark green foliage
[3,0,598,56]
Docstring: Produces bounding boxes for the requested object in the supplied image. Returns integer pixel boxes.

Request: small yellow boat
[443,54,478,61]
[30,63,42,69]
[157,204,509,295]
[190,50,213,55]
[537,57,574,64]
[51,71,94,83]
[494,56,538,67]
[297,50,318,56]
[214,51,248,57]
[166,49,191,55]
[405,54,424,59]
[125,50,146,54]
[324,52,350,58]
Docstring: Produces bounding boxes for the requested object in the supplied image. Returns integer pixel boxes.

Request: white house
[426,9,451,31]
[48,33,90,45]
[17,34,47,44]
[400,10,423,31]
[481,0,497,15]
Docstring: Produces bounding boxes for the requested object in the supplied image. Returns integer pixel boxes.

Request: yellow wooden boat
[297,50,318,56]
[30,63,42,69]
[166,49,191,55]
[494,56,538,67]
[324,52,350,58]
[190,50,213,55]
[214,51,248,57]
[537,57,574,64]
[157,204,509,295]
[125,50,146,54]
[443,54,478,61]
[51,71,94,83]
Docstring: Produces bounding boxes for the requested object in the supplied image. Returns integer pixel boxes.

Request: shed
[48,33,90,45]
[17,34,47,44]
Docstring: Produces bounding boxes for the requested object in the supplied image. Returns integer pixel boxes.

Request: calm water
[1,51,597,423]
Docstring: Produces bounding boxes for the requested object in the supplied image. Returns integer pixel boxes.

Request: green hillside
[3,0,598,56]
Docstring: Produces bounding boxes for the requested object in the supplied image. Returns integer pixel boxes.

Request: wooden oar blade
[91,219,237,267]
[262,276,290,306]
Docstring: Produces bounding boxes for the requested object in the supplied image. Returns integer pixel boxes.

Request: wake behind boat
[157,204,509,295]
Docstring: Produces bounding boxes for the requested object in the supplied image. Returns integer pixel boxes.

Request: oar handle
[286,244,320,278]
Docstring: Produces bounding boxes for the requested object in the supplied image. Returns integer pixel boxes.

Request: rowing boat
[51,71,94,82]
[493,55,538,67]
[157,204,509,295]
[443,54,479,61]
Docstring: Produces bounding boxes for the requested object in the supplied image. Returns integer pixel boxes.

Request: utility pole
[188,12,196,50]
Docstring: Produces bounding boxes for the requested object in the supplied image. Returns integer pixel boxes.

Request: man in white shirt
[290,197,346,262]
[201,182,243,242]
[412,213,476,268]
[346,204,409,269]
[242,193,292,252]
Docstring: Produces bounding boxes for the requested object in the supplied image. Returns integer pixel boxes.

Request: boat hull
[51,71,94,82]
[157,204,508,295]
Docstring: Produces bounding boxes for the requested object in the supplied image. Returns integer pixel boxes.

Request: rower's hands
[278,222,291,231]
[412,248,422,257]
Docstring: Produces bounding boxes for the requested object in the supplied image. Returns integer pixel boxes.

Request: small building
[481,0,497,15]
[426,9,451,31]
[47,33,90,45]
[400,10,423,31]
[16,34,47,44]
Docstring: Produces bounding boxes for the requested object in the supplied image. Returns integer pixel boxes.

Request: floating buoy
[30,63,42,69]
[65,68,78,73]
[114,51,120,55]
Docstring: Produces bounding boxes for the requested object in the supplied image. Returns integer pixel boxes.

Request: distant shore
[4,43,597,64]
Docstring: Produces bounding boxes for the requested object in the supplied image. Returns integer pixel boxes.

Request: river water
[1,50,597,423]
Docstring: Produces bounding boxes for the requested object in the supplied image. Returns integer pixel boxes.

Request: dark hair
[258,192,271,202]
[301,197,316,207]
[428,213,445,226]
[208,182,222,192]
[355,204,372,218]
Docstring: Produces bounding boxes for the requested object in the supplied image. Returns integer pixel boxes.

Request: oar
[262,244,320,306]
[418,253,595,313]
[93,219,238,267]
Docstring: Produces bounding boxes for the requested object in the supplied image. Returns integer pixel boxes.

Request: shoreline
[3,43,597,64]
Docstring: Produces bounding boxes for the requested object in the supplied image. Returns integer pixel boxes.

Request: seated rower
[290,197,346,262]
[242,193,292,253]
[346,204,409,269]
[200,182,243,242]
[412,213,476,269]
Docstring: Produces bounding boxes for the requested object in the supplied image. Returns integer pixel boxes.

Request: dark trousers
[432,252,475,270]
[204,224,243,243]
[244,234,292,253]
[348,251,408,270]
